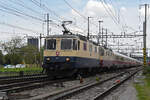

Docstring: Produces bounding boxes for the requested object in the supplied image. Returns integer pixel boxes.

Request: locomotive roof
[46,34,99,45]
[46,35,79,38]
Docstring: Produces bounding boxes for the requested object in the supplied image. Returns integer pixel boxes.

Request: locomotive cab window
[78,41,80,50]
[106,52,108,56]
[95,47,97,53]
[89,44,92,52]
[99,47,104,56]
[61,39,72,50]
[73,39,77,50]
[46,39,56,50]
[83,43,87,51]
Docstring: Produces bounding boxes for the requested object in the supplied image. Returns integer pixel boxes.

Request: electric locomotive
[43,34,101,77]
[42,34,142,77]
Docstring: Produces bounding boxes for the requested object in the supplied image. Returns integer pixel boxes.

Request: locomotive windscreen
[46,39,56,50]
[61,39,72,50]
[73,39,77,50]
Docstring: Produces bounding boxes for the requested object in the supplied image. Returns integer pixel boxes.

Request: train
[42,34,142,77]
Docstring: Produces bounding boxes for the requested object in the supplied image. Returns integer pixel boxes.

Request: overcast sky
[0,0,150,54]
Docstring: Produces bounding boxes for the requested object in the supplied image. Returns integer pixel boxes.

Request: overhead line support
[140,4,149,67]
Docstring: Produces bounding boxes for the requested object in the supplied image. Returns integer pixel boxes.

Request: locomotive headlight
[66,58,70,62]
[46,58,50,61]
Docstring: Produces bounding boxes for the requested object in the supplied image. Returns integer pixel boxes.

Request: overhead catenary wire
[30,0,71,33]
[103,0,143,53]
[63,0,99,28]
[147,5,150,21]
[0,0,48,33]
[0,22,40,33]
[103,0,119,23]
[0,0,88,40]
[30,0,64,22]
[108,0,127,24]
[111,0,139,33]
[107,0,128,31]
[0,1,44,22]
[0,31,36,35]
[63,0,123,47]
[8,0,43,17]
[0,8,46,32]
[0,8,29,21]
[99,0,140,50]
[31,0,88,35]
[63,0,87,20]
[99,0,123,31]
[101,0,136,34]
[103,0,138,50]
[0,0,142,55]
[63,0,100,36]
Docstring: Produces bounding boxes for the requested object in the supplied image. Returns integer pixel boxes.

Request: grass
[0,67,43,76]
[134,74,150,100]
[0,67,42,72]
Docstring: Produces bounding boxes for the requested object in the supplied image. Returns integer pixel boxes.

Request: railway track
[0,74,49,99]
[29,68,141,100]
[0,78,72,93]
[0,76,75,99]
[0,74,47,85]
[92,70,139,100]
[0,73,45,80]
[5,72,120,100]
[0,67,141,100]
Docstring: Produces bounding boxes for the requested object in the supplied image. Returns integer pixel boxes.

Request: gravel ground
[103,79,137,100]
[69,73,129,100]
[103,71,143,100]
[8,73,117,100]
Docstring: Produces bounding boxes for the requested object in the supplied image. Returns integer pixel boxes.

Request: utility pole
[118,40,119,52]
[98,20,103,44]
[106,29,107,47]
[140,4,149,67]
[39,33,42,67]
[40,34,42,51]
[47,13,49,36]
[102,28,104,46]
[143,4,148,67]
[45,13,51,50]
[87,17,92,40]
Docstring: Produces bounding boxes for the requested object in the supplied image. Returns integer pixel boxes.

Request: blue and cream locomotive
[42,21,142,77]
[42,34,141,77]
[43,34,102,77]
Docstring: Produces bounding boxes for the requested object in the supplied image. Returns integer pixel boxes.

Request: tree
[0,50,4,65]
[1,37,24,65]
[0,37,42,65]
[1,37,24,54]
[20,45,39,64]
[4,54,11,64]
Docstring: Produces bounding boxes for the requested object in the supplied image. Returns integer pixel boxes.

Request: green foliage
[20,45,42,64]
[1,37,24,65]
[0,67,42,73]
[4,54,11,64]
[0,50,4,65]
[11,53,23,65]
[0,37,43,65]
[143,66,150,75]
[135,74,150,100]
[1,37,24,54]
[4,53,23,65]
[0,67,42,76]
